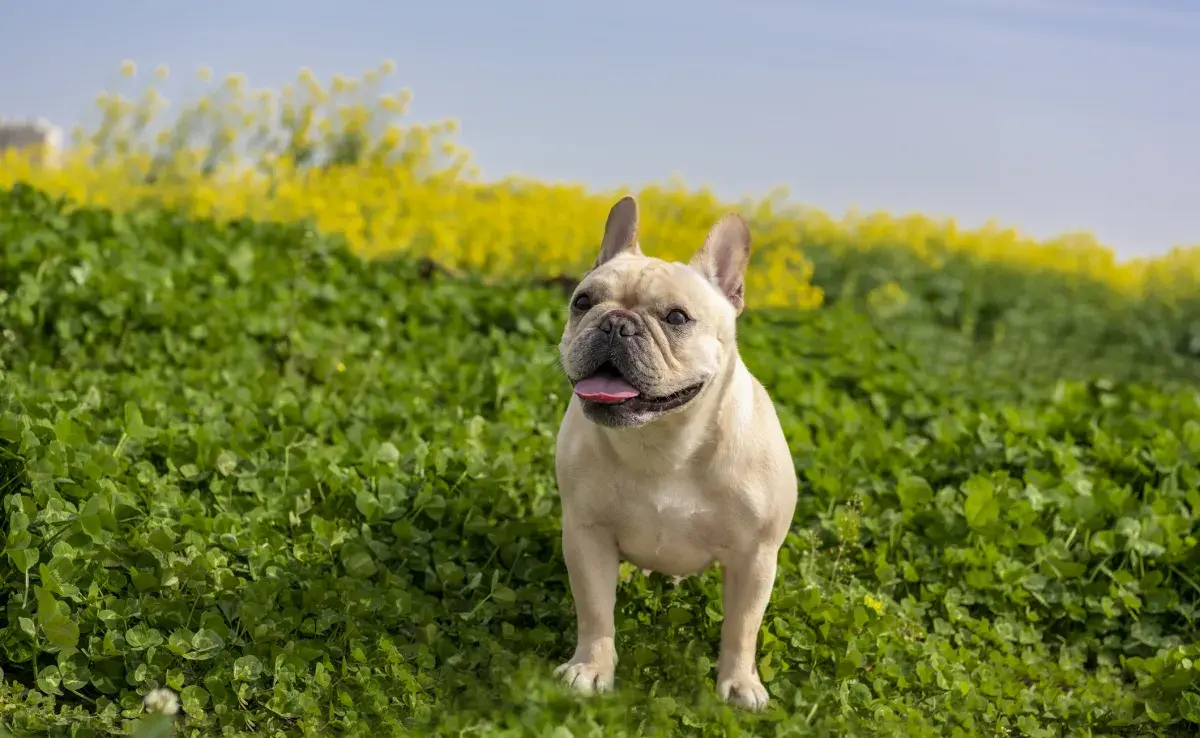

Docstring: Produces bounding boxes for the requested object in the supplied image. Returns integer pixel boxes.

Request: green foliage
[0,182,1198,737]
[804,242,1200,386]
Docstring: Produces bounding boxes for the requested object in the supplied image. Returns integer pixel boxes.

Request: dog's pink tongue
[574,375,640,403]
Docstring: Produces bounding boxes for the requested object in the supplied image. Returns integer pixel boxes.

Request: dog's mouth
[572,362,704,414]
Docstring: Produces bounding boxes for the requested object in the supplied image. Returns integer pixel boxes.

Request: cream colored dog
[553,196,798,710]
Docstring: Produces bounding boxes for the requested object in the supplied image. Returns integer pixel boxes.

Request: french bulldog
[553,196,798,710]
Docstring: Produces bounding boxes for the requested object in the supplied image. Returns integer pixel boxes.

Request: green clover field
[1,183,1199,737]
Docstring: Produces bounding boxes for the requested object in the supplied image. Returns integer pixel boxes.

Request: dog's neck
[594,350,754,474]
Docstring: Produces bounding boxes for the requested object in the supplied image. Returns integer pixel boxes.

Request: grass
[0,182,1198,737]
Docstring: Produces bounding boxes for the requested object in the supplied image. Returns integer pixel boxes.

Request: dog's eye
[665,309,690,326]
[572,294,592,311]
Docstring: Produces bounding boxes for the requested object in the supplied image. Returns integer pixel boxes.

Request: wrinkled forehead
[579,255,716,308]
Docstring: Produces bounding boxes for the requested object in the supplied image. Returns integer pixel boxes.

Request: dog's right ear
[594,196,642,268]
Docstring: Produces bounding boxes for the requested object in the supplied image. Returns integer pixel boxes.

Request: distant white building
[0,116,63,167]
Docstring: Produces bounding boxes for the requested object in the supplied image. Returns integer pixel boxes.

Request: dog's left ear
[690,213,751,315]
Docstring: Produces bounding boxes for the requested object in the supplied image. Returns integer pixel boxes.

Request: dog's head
[559,196,751,429]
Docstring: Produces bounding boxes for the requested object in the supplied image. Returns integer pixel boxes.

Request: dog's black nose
[599,310,640,337]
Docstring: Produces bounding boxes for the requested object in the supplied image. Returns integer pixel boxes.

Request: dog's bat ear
[691,213,751,315]
[595,196,642,268]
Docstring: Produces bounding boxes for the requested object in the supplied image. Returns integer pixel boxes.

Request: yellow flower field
[3,60,1197,308]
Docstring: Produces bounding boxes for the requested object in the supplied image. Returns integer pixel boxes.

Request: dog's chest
[613,481,723,577]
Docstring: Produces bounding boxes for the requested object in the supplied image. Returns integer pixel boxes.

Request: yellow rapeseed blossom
[120,60,137,78]
[864,594,885,615]
[379,94,407,113]
[3,59,1197,309]
[866,280,910,318]
[225,73,248,93]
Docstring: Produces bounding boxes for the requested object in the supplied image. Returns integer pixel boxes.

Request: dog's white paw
[717,671,769,711]
[554,660,614,696]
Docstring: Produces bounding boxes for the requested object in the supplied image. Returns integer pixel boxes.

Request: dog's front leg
[716,546,778,710]
[555,523,619,695]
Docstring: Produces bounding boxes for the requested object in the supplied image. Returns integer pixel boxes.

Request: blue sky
[2,0,1196,257]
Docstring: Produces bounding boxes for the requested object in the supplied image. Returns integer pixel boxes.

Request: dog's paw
[717,671,769,711]
[554,660,614,696]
